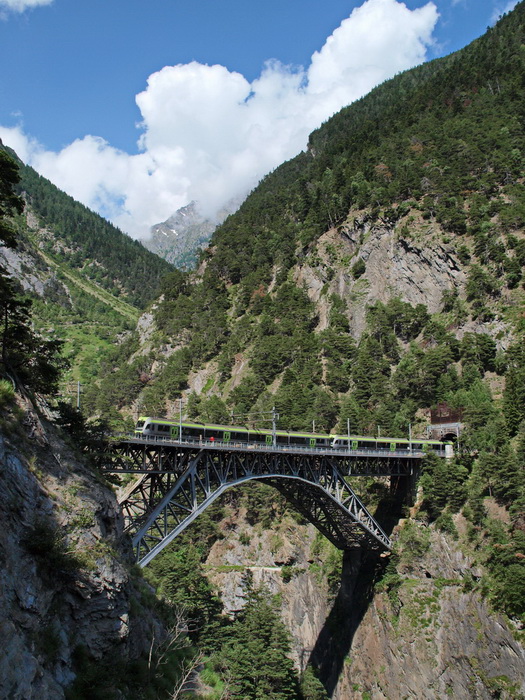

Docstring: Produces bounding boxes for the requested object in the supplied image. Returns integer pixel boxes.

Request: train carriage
[134,417,451,456]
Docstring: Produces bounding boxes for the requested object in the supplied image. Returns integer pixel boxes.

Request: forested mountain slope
[0,141,173,394]
[94,2,525,439]
[14,153,173,309]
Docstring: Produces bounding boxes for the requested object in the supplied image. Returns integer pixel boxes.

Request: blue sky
[0,0,519,236]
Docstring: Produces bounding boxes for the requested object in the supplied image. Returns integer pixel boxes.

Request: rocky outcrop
[204,506,334,670]
[202,500,525,699]
[0,398,161,699]
[297,216,467,340]
[334,527,525,699]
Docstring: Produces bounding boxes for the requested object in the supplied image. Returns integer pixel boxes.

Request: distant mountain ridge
[142,199,242,268]
[142,201,218,269]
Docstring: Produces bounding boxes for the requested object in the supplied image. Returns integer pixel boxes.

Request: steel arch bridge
[100,437,422,566]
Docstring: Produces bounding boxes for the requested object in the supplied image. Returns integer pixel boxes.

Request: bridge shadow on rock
[307,475,412,697]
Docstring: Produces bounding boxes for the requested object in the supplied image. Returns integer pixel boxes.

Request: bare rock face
[0,402,159,699]
[205,509,334,669]
[203,502,524,699]
[333,528,525,700]
[296,217,467,340]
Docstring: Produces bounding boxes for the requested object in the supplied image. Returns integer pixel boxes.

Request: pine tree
[503,344,525,435]
[212,587,301,699]
[0,149,23,249]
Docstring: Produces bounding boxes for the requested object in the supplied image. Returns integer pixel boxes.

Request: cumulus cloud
[1,0,439,237]
[0,0,53,13]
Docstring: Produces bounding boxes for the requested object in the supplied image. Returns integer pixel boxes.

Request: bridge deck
[111,434,433,460]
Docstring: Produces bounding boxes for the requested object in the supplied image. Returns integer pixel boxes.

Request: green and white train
[134,417,452,456]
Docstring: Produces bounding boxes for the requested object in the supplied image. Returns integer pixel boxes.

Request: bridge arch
[116,446,393,566]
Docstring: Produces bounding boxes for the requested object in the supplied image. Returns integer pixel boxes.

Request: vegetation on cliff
[144,485,331,699]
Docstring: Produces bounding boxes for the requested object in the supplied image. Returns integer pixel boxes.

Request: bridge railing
[110,433,441,458]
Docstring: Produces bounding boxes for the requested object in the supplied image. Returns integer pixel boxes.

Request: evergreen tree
[299,666,329,700]
[0,149,23,248]
[503,344,525,435]
[211,587,301,699]
[148,545,223,653]
[419,453,468,519]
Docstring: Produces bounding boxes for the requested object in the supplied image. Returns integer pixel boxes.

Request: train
[134,416,452,456]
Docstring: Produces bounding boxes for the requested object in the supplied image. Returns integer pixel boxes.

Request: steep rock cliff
[0,396,162,699]
[204,508,333,669]
[196,495,525,699]
[333,525,525,699]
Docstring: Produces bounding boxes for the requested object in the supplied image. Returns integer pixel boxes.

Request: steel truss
[101,439,416,477]
[98,440,417,566]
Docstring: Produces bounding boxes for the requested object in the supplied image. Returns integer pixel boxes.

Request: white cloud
[0,0,53,13]
[1,0,439,238]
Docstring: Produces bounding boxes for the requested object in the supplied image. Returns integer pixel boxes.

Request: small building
[427,402,463,441]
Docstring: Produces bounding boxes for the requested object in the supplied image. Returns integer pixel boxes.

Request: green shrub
[435,513,459,539]
[351,258,366,279]
[0,378,15,407]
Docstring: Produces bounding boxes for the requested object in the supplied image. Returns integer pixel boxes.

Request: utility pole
[77,381,81,410]
[272,406,278,448]
[179,397,183,442]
